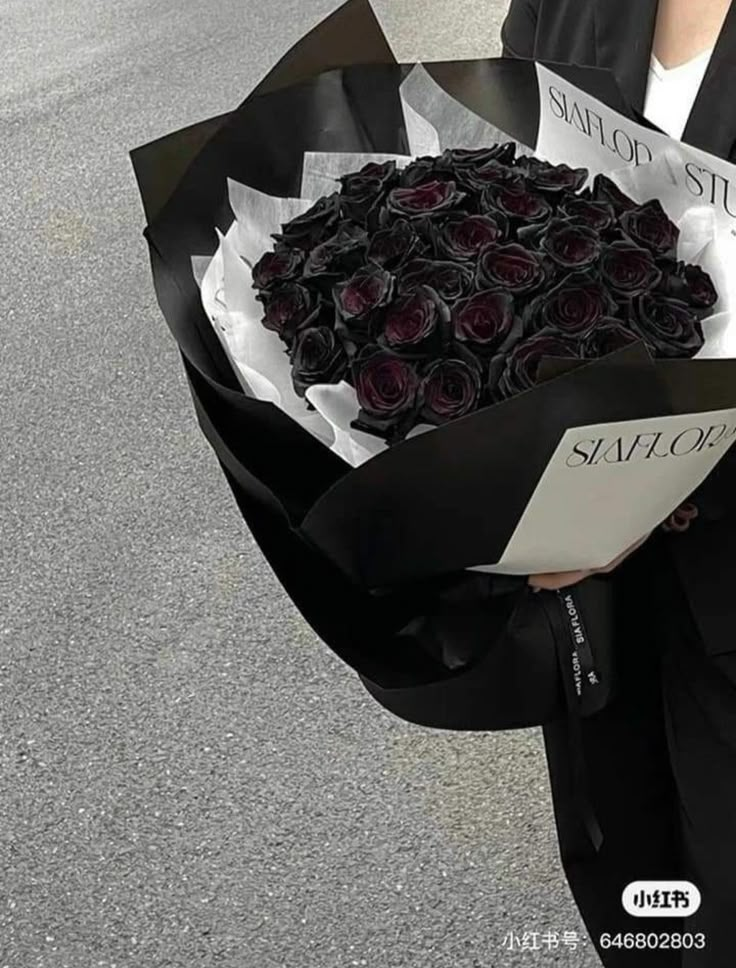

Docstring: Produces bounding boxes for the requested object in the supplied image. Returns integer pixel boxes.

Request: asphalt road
[1,2,601,966]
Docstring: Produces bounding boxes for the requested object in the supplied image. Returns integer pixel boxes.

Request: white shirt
[643,47,715,140]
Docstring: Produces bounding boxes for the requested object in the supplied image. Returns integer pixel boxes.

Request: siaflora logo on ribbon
[622,882,702,918]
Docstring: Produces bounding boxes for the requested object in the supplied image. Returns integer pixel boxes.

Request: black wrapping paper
[130,0,736,733]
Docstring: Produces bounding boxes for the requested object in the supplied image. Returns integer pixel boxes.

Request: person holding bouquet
[133,0,736,964]
[502,1,736,964]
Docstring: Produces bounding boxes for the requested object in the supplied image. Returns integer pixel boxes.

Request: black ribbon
[543,589,604,854]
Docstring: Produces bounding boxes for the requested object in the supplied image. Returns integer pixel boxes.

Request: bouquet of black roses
[199,57,736,585]
[133,0,736,756]
[251,145,717,448]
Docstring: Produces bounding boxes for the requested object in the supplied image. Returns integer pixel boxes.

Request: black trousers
[542,532,736,967]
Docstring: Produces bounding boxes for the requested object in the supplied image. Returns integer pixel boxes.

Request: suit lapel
[593,0,736,160]
[682,1,736,159]
[593,0,658,112]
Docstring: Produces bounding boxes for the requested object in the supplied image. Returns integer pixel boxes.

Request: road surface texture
[1,2,602,966]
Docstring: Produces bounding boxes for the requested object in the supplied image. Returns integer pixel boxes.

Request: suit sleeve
[501,0,541,58]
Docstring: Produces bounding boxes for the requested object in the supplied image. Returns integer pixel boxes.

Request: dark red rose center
[478,243,545,295]
[498,189,549,220]
[445,216,503,256]
[358,358,419,414]
[399,260,473,301]
[602,248,660,291]
[544,225,599,266]
[545,284,607,334]
[384,292,437,347]
[390,180,455,213]
[473,163,514,185]
[453,292,513,346]
[651,303,689,335]
[262,286,309,334]
[336,268,393,319]
[532,165,587,192]
[368,221,417,268]
[253,250,301,287]
[344,278,383,314]
[563,198,614,231]
[423,360,479,418]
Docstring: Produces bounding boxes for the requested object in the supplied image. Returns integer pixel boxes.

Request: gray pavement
[1,2,601,965]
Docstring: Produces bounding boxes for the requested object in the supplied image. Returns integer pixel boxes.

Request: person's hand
[528,531,652,592]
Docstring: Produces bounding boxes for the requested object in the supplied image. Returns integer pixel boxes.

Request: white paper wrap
[194,64,736,575]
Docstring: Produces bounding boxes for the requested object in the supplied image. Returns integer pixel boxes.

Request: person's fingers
[529,532,654,590]
[528,569,593,591]
[662,502,700,532]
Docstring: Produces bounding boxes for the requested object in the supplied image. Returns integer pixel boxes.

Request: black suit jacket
[502,0,736,162]
[502,0,736,657]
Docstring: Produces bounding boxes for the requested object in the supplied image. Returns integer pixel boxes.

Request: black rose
[387,180,465,218]
[663,262,718,316]
[631,295,704,358]
[303,223,368,278]
[398,259,474,303]
[339,161,398,224]
[682,264,718,310]
[460,161,525,194]
[340,159,397,193]
[490,185,552,225]
[531,271,616,337]
[420,358,482,424]
[252,248,304,290]
[352,347,421,440]
[339,178,386,223]
[273,194,341,250]
[290,327,348,397]
[583,319,642,358]
[452,291,515,355]
[400,156,454,188]
[496,332,581,399]
[559,195,616,233]
[591,175,638,216]
[438,214,507,261]
[540,220,601,270]
[333,265,394,321]
[367,219,423,271]
[599,241,663,297]
[477,243,546,296]
[621,200,680,259]
[514,154,542,171]
[442,144,517,168]
[258,283,319,343]
[381,286,450,355]
[524,160,588,194]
